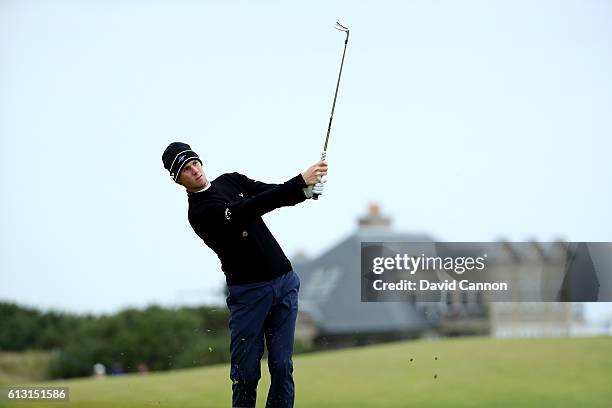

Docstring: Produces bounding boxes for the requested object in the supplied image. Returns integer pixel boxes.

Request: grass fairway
[2,336,611,407]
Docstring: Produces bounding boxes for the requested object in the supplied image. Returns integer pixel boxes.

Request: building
[294,204,588,348]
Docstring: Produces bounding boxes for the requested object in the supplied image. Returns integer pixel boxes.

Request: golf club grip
[312,151,327,200]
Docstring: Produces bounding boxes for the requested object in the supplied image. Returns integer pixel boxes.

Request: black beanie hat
[162,142,202,183]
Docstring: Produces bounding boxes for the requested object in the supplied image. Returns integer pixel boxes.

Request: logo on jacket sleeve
[224,208,232,220]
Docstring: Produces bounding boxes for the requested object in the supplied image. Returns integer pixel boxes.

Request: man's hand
[302,178,327,199]
[301,160,328,186]
[302,185,314,199]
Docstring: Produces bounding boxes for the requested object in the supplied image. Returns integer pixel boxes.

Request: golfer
[162,142,327,408]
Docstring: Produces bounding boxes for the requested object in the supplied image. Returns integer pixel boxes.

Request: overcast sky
[1,0,611,320]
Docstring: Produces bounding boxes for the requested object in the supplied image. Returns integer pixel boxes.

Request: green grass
[2,336,611,407]
[0,351,54,386]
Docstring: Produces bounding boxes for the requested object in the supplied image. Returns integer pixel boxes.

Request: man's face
[179,159,208,192]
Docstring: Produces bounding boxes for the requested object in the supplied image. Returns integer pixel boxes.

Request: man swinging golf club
[162,142,327,408]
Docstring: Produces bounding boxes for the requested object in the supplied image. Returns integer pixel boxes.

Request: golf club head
[334,21,349,32]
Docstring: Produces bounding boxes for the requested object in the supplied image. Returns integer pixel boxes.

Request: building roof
[294,207,438,335]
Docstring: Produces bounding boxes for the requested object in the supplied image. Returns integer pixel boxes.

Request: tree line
[0,302,234,379]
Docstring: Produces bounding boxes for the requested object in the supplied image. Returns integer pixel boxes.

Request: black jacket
[187,172,308,285]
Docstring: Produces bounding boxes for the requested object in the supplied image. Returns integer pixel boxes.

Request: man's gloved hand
[302,185,314,199]
[302,178,327,199]
[313,178,326,195]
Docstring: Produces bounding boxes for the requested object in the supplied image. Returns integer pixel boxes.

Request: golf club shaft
[313,27,349,200]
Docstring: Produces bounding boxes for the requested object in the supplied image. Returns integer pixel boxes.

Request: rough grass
[2,336,611,407]
[0,351,54,386]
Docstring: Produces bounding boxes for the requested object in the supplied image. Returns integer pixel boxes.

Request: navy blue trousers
[226,270,300,408]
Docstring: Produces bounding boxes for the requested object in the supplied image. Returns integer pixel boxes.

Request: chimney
[358,202,391,229]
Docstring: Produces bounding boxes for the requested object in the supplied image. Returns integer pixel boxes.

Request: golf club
[313,21,350,200]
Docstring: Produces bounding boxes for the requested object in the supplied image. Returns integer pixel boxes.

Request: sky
[1,0,611,320]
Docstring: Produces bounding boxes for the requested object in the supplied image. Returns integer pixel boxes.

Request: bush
[47,305,230,379]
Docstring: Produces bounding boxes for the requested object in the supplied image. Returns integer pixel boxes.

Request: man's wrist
[295,173,308,188]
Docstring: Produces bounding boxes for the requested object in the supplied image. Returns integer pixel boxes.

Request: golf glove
[313,178,327,194]
[302,185,314,199]
[302,178,327,199]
